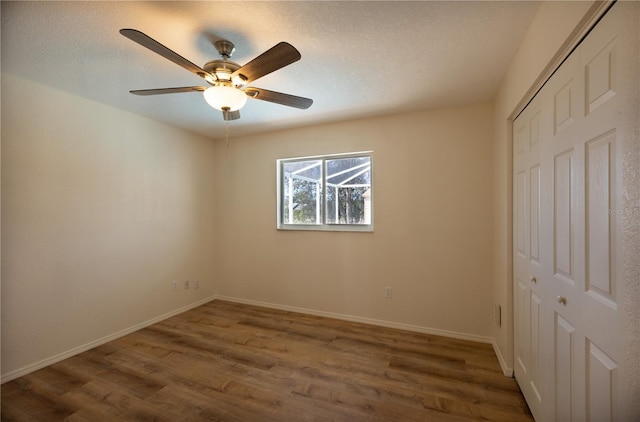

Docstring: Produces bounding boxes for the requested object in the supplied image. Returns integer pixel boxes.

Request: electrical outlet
[494,304,502,327]
[184,280,190,289]
[194,280,199,289]
[385,287,392,298]
[172,281,177,291]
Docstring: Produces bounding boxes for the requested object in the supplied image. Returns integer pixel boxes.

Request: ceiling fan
[120,29,313,121]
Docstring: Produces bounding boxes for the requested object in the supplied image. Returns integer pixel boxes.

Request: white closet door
[513,3,638,420]
[513,95,547,421]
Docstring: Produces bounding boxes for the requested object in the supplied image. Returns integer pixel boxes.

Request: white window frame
[277,151,374,232]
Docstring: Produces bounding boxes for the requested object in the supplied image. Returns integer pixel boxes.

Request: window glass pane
[325,156,371,225]
[282,159,322,224]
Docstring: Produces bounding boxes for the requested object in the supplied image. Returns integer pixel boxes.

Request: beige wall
[213,103,495,340]
[1,74,217,379]
[491,1,596,372]
[2,76,496,379]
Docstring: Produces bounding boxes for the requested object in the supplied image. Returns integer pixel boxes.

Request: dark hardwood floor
[1,300,533,421]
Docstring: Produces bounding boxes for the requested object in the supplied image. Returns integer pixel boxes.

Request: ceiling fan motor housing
[203,59,246,87]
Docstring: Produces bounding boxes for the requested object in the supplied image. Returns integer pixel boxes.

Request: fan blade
[130,86,206,96]
[222,108,241,121]
[120,29,215,84]
[245,87,313,109]
[232,42,301,84]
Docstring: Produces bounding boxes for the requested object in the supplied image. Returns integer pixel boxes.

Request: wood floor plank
[1,300,533,421]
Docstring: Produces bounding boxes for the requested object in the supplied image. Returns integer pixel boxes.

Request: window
[277,152,373,231]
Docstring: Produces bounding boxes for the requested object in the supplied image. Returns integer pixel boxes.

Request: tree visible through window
[278,153,372,230]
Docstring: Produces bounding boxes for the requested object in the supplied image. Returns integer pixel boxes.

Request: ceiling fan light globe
[203,85,247,111]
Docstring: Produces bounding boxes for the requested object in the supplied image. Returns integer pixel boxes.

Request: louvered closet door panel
[513,3,638,420]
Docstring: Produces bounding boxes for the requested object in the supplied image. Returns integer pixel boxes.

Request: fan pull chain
[225,120,230,154]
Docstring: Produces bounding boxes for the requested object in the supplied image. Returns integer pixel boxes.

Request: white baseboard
[492,339,514,377]
[1,296,217,383]
[215,295,495,346]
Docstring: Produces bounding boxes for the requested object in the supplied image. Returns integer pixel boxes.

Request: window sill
[277,224,374,233]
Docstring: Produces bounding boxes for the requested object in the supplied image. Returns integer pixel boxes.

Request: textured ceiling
[2,1,540,139]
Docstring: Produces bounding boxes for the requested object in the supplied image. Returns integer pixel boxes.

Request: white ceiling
[2,1,540,139]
